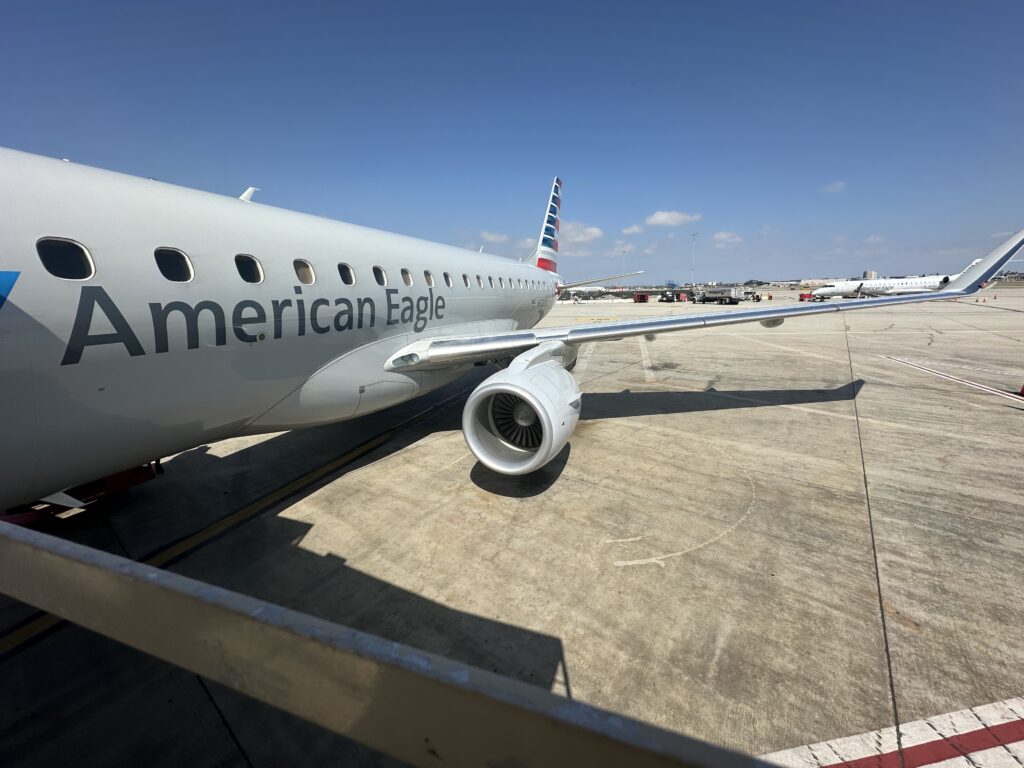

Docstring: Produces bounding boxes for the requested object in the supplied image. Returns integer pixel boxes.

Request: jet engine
[462,342,580,475]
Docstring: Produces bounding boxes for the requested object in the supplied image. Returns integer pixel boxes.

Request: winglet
[239,186,260,202]
[943,228,1024,294]
[530,177,562,273]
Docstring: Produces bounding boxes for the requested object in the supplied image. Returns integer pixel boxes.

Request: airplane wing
[385,228,1024,372]
[559,271,645,290]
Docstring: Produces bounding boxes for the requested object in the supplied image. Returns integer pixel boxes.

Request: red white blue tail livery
[533,177,562,274]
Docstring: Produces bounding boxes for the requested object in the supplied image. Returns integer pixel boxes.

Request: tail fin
[530,177,562,274]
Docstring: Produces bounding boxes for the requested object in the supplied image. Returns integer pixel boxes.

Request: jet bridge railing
[0,521,764,768]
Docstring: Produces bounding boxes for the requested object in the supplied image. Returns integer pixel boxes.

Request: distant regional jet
[810,259,983,300]
[0,147,1020,511]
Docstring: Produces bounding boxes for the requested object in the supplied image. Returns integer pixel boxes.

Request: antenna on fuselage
[239,186,260,202]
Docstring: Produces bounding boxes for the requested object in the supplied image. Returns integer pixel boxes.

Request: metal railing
[0,520,763,767]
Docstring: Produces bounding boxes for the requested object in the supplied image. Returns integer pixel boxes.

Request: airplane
[810,260,983,300]
[0,146,1020,511]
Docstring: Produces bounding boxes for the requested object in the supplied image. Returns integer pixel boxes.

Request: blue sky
[3,1,1023,283]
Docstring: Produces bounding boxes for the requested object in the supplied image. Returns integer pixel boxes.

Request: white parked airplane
[0,147,1020,511]
[810,260,982,300]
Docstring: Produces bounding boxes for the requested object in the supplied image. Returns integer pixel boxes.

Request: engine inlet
[490,393,543,451]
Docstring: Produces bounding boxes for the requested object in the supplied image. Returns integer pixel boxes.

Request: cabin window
[424,270,435,287]
[463,273,470,287]
[373,266,387,286]
[443,272,453,288]
[488,276,495,288]
[37,238,94,280]
[338,263,355,285]
[235,254,263,284]
[508,276,515,289]
[518,279,524,289]
[476,275,483,288]
[293,259,315,285]
[498,277,505,288]
[154,247,193,282]
[401,268,414,287]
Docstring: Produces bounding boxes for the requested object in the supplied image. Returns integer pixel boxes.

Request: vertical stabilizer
[531,177,562,273]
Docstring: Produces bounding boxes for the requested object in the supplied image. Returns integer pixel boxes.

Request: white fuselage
[0,149,558,508]
[811,274,950,299]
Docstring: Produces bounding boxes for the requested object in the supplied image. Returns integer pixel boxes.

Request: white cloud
[560,220,604,243]
[991,231,1014,239]
[622,224,645,235]
[605,240,636,256]
[645,210,702,226]
[864,234,886,244]
[713,231,743,249]
[759,224,777,238]
[516,237,536,252]
[822,180,847,195]
[480,231,508,243]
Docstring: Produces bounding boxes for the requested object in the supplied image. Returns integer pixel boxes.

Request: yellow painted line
[0,614,62,656]
[145,429,395,568]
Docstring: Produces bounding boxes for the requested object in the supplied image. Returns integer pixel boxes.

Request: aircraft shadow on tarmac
[471,381,864,496]
[579,379,865,420]
[469,443,571,497]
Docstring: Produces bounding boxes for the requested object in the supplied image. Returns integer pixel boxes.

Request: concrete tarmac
[2,288,1023,766]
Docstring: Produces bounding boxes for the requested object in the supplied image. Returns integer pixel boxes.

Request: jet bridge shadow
[579,379,865,420]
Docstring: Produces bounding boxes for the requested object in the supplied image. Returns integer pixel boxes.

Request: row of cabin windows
[35,238,551,292]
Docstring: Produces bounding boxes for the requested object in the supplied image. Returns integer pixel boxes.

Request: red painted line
[823,717,1024,768]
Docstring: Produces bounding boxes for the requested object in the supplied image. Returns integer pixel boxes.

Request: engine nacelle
[462,343,581,475]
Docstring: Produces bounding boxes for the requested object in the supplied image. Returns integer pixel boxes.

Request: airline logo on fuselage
[0,271,19,312]
[61,285,446,365]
